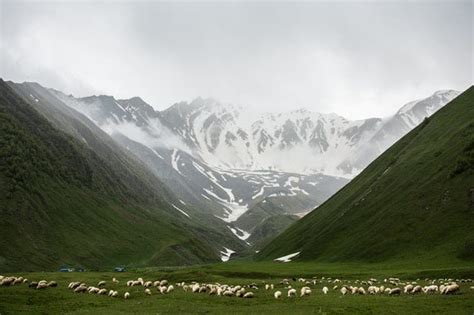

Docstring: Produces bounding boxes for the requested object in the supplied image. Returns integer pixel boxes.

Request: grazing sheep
[243,292,254,298]
[167,285,174,293]
[288,288,297,297]
[159,286,168,294]
[358,287,366,295]
[423,285,438,294]
[442,283,459,295]
[411,286,422,294]
[124,292,130,299]
[389,288,401,295]
[322,286,329,294]
[265,284,270,290]
[127,280,133,287]
[98,289,107,295]
[89,287,100,294]
[145,288,152,295]
[47,281,57,288]
[29,281,38,288]
[112,277,119,284]
[300,287,311,297]
[111,291,119,297]
[270,284,274,290]
[160,280,168,286]
[2,277,14,286]
[144,281,153,287]
[340,287,348,295]
[108,290,114,296]
[74,285,88,293]
[404,284,413,294]
[274,291,282,299]
[223,290,233,297]
[36,282,48,290]
[98,281,106,287]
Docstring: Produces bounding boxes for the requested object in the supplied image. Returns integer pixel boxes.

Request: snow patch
[274,252,301,263]
[220,247,235,262]
[171,204,190,218]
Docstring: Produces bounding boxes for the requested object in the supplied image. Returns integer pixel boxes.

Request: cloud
[1,0,472,119]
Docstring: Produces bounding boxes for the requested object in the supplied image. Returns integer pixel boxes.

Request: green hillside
[257,86,474,265]
[0,79,218,271]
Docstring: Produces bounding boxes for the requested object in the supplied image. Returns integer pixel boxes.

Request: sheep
[198,286,207,293]
[124,292,130,299]
[423,285,438,294]
[36,282,48,290]
[389,288,401,295]
[411,286,422,294]
[159,286,168,294]
[322,286,329,294]
[340,287,348,295]
[358,287,366,295]
[160,280,168,286]
[333,285,338,290]
[47,281,57,288]
[1,277,14,286]
[29,281,39,288]
[74,285,88,293]
[404,284,413,294]
[368,286,379,294]
[243,292,254,298]
[167,285,174,293]
[274,291,282,299]
[144,281,153,287]
[112,277,119,284]
[270,284,274,290]
[127,280,133,287]
[98,289,107,295]
[144,288,152,295]
[265,284,270,290]
[442,283,459,295]
[88,287,100,294]
[111,291,119,297]
[300,287,311,297]
[223,290,234,297]
[98,281,106,287]
[287,288,297,297]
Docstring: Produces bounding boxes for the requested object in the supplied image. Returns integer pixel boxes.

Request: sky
[0,0,472,119]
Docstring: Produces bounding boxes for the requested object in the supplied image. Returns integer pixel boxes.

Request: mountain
[257,87,474,264]
[0,79,248,271]
[50,87,458,249]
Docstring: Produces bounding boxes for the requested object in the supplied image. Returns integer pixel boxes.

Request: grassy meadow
[1,261,473,314]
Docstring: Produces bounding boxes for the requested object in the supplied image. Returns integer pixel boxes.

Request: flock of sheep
[2,274,473,301]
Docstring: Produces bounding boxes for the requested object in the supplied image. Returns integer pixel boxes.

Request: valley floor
[1,262,473,314]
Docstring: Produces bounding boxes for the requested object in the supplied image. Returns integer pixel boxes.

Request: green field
[1,262,473,314]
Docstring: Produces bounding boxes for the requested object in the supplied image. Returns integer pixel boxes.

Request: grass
[1,262,473,314]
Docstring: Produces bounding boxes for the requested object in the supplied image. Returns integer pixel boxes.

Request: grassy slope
[0,264,473,314]
[0,80,218,271]
[258,87,474,265]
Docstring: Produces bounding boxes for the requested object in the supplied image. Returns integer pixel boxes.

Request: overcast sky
[0,1,472,119]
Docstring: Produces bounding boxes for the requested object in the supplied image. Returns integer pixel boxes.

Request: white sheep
[300,287,311,297]
[112,277,119,284]
[322,286,329,294]
[124,292,130,299]
[404,284,413,294]
[243,292,254,298]
[111,291,118,297]
[442,283,459,295]
[340,287,348,295]
[167,285,174,293]
[98,281,106,287]
[288,288,297,297]
[145,288,151,295]
[411,286,422,294]
[389,288,401,295]
[97,289,107,295]
[274,291,282,299]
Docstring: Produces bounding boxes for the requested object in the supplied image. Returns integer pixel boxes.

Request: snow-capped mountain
[158,90,459,177]
[51,88,459,246]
